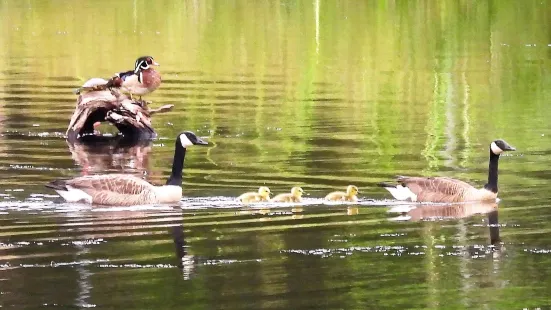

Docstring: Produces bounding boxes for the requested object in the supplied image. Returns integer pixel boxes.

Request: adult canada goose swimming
[237,187,271,204]
[46,131,208,205]
[379,139,516,203]
[271,187,304,203]
[325,185,359,202]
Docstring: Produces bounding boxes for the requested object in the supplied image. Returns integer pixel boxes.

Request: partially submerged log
[66,78,173,142]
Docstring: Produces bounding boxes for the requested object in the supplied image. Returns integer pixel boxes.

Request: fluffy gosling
[238,186,271,203]
[271,187,304,203]
[325,185,359,202]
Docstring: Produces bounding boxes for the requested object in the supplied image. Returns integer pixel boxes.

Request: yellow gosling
[271,187,304,203]
[325,185,359,202]
[237,186,271,203]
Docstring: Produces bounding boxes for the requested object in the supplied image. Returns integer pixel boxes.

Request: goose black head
[179,131,209,148]
[490,139,516,155]
[134,56,160,73]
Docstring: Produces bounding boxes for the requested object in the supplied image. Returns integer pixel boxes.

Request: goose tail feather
[378,182,417,201]
[45,179,69,191]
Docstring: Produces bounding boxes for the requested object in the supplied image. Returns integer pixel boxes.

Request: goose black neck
[166,139,186,186]
[484,151,500,193]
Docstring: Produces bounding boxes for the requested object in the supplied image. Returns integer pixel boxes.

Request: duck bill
[152,61,160,66]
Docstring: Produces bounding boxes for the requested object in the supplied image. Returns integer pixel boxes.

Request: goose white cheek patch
[180,134,194,147]
[490,142,503,154]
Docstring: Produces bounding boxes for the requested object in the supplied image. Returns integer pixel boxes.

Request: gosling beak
[195,137,209,145]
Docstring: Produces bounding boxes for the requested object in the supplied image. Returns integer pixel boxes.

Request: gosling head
[346,185,359,196]
[134,56,160,73]
[490,139,516,155]
[179,131,209,148]
[258,186,271,198]
[291,187,304,198]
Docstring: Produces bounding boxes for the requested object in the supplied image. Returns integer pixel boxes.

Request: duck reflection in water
[388,202,501,246]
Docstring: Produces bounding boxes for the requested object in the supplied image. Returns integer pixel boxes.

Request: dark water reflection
[2,0,551,309]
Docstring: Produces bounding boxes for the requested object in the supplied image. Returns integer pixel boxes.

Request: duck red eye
[147,58,153,64]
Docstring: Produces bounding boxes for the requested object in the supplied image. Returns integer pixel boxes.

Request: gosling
[271,187,304,203]
[237,186,271,203]
[325,185,359,202]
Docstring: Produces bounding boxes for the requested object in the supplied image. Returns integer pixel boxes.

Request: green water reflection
[1,1,551,309]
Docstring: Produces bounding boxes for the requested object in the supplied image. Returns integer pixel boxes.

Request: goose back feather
[47,174,181,206]
[392,176,490,203]
[380,139,515,203]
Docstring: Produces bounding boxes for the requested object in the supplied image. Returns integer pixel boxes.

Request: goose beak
[504,144,516,151]
[195,137,209,145]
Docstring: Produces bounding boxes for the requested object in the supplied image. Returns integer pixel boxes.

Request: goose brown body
[392,176,497,203]
[46,131,208,206]
[380,139,516,203]
[48,174,181,205]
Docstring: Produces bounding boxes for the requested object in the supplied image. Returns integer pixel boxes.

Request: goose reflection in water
[388,202,501,246]
[172,225,196,280]
[59,211,192,309]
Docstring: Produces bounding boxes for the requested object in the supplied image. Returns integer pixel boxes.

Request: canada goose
[237,187,271,203]
[271,187,304,203]
[379,139,516,203]
[325,185,359,202]
[45,131,208,205]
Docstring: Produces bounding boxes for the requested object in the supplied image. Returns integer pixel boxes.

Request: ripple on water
[281,244,502,259]
[0,196,409,213]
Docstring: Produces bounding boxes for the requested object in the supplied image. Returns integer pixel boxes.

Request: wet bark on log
[66,88,173,142]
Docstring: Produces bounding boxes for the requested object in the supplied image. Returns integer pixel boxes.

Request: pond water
[1,1,551,309]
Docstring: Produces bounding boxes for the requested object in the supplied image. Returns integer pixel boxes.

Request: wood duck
[75,56,161,104]
[113,56,161,102]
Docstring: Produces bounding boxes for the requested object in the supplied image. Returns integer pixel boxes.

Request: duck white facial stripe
[490,141,503,154]
[180,134,194,147]
[134,60,145,73]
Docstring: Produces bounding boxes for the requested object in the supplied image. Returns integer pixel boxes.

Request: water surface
[1,1,551,309]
